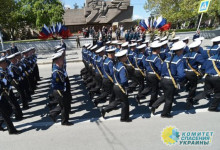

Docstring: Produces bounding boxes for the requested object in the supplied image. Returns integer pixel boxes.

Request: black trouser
[22,77,32,100]
[194,75,213,101]
[161,78,175,116]
[185,72,198,103]
[12,80,29,108]
[90,73,102,93]
[65,77,72,102]
[126,66,138,89]
[205,76,220,110]
[33,64,40,81]
[86,69,96,89]
[49,90,70,124]
[4,90,23,119]
[0,95,17,133]
[135,71,145,98]
[146,74,160,105]
[95,78,115,103]
[104,85,129,120]
[77,41,81,48]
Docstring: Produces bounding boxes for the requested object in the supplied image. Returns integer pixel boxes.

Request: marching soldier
[89,46,105,94]
[0,76,21,134]
[7,54,30,110]
[182,37,190,54]
[160,40,170,61]
[156,41,186,118]
[182,40,205,109]
[134,44,147,104]
[193,37,220,102]
[94,47,116,106]
[86,45,98,92]
[49,52,73,126]
[142,40,151,57]
[81,43,91,79]
[0,57,23,120]
[144,42,163,107]
[126,43,138,92]
[204,45,220,112]
[101,50,131,122]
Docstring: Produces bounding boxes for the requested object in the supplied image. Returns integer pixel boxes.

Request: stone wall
[175,29,220,39]
[1,38,93,54]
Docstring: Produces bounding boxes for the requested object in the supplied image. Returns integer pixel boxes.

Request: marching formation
[81,35,220,122]
[0,47,40,134]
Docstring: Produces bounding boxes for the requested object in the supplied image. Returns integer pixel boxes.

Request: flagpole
[0,31,4,51]
[197,13,203,31]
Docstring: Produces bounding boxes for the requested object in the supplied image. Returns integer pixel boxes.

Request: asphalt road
[0,62,219,150]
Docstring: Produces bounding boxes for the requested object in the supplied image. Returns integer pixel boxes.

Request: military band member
[101,50,131,122]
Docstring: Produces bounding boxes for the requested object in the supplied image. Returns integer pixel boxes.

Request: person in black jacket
[10,43,19,54]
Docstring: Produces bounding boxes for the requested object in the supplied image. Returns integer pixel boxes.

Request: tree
[144,0,220,28]
[0,0,25,40]
[20,0,64,29]
[0,0,65,40]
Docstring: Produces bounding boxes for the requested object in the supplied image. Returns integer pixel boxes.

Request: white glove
[177,84,180,90]
[19,66,22,71]
[23,73,26,77]
[2,78,7,85]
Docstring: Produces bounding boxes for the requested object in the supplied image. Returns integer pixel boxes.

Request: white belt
[148,72,155,75]
[184,69,193,72]
[209,74,219,77]
[164,76,172,79]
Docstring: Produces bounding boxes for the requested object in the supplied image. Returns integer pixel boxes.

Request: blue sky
[60,0,150,20]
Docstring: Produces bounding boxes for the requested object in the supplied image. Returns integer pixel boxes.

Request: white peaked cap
[96,46,105,53]
[189,40,202,49]
[115,50,128,57]
[170,41,186,51]
[137,44,146,49]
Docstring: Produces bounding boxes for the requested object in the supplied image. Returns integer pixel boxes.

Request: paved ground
[36,38,213,65]
[0,61,219,150]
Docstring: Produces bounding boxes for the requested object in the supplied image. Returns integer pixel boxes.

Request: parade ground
[0,44,220,150]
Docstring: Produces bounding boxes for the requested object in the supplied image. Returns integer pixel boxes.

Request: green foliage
[0,0,64,40]
[144,0,220,27]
